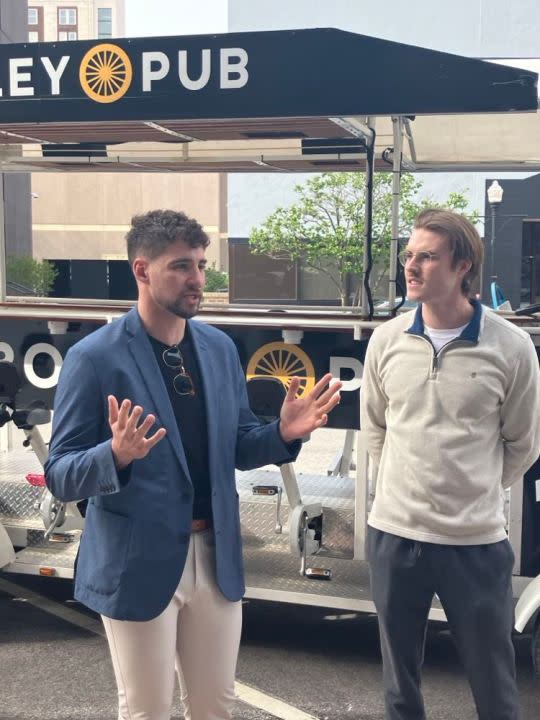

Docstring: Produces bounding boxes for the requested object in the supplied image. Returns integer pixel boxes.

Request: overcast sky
[125,0,228,37]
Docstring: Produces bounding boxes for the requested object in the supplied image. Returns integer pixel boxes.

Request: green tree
[204,263,228,292]
[6,256,57,296]
[249,172,478,305]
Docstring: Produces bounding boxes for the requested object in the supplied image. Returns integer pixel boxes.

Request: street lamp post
[487,180,504,285]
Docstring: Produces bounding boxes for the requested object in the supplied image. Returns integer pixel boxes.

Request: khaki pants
[102,530,242,720]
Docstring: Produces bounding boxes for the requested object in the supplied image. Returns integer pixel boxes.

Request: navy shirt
[148,327,212,521]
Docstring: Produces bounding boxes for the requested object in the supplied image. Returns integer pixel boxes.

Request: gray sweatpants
[367,527,519,720]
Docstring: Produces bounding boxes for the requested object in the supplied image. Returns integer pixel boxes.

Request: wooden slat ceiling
[0,117,357,145]
[0,115,375,172]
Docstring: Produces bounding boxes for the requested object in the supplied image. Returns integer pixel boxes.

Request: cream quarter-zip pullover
[361,300,540,545]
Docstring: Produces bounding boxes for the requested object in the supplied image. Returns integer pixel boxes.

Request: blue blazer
[45,308,299,621]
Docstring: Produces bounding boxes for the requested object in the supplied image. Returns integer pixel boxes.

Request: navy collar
[406,298,482,343]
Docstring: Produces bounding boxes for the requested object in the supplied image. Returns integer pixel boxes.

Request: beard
[164,295,201,319]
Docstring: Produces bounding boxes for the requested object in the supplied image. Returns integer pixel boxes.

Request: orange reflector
[26,473,46,487]
[39,567,56,577]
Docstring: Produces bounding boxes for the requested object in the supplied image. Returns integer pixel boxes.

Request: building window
[58,8,77,25]
[28,6,43,41]
[98,8,113,38]
[58,7,78,41]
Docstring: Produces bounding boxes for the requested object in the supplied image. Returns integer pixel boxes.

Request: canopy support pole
[0,176,6,302]
[388,116,404,310]
[361,117,376,318]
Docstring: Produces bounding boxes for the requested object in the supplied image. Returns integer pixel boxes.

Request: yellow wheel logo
[246,342,315,398]
[79,43,132,103]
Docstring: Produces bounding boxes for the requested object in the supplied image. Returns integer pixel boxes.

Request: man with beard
[361,208,540,720]
[45,209,341,720]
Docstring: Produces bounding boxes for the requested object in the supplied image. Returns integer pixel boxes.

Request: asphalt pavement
[2,429,540,719]
[1,573,540,720]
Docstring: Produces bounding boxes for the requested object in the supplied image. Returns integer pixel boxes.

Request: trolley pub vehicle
[1,28,540,671]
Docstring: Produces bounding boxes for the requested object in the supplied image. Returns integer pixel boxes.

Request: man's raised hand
[278,373,342,444]
[108,395,167,470]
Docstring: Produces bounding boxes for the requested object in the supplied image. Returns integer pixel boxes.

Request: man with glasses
[361,208,540,720]
[45,209,341,720]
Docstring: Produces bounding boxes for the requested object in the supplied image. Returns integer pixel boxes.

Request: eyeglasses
[162,345,195,397]
[398,249,444,267]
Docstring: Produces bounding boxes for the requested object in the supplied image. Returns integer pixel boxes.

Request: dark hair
[126,209,210,265]
[413,208,484,295]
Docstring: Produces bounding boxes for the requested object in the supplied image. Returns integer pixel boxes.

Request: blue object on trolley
[491,282,507,310]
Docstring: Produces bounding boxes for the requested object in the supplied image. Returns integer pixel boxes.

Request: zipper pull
[431,354,439,374]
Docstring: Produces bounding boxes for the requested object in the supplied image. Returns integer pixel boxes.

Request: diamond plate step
[0,480,45,528]
[6,531,80,579]
[0,447,44,480]
[0,448,47,531]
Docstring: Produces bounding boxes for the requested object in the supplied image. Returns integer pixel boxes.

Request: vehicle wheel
[532,618,540,677]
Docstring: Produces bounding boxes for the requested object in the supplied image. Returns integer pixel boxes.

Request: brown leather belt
[191,518,212,532]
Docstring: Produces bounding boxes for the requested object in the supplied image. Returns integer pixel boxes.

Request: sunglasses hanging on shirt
[162,345,196,397]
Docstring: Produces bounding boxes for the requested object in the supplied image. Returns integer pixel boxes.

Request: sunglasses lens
[174,373,194,396]
[163,347,183,367]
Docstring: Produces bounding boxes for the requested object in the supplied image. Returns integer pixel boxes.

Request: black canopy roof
[0,28,535,173]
